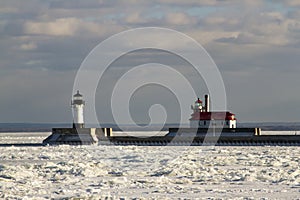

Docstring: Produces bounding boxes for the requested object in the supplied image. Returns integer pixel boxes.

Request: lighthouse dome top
[196,98,202,103]
[74,90,83,97]
[73,90,85,104]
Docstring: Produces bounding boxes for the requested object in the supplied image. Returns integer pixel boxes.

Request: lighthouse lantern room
[72,90,85,128]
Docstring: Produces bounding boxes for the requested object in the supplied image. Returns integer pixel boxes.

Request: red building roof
[190,111,236,121]
[196,98,202,103]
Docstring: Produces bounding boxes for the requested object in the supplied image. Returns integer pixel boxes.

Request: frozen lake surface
[0,132,300,199]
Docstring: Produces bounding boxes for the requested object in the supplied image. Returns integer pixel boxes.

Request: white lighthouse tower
[43,90,113,145]
[72,90,85,128]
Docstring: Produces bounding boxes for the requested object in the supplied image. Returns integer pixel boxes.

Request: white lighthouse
[72,90,85,128]
[43,90,113,145]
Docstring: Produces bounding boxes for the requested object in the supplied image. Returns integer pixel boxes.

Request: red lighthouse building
[190,94,236,128]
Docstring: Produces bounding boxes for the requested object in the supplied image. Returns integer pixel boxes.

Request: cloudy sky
[1,0,300,124]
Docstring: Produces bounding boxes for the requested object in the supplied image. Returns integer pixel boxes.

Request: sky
[1,0,300,124]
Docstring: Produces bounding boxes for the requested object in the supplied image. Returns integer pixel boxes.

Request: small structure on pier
[190,94,236,128]
[43,91,112,145]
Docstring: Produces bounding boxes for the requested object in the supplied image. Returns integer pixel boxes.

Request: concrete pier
[43,127,112,145]
[105,128,300,146]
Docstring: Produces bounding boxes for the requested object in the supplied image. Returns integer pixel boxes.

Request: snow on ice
[0,132,300,199]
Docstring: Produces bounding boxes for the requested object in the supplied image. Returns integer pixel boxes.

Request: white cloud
[204,17,239,26]
[155,0,238,6]
[23,17,124,37]
[200,10,300,46]
[125,12,146,24]
[24,18,79,36]
[284,0,300,6]
[0,7,18,13]
[20,42,37,50]
[187,30,239,45]
[165,12,196,25]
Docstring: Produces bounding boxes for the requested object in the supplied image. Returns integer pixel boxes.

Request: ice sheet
[0,132,299,199]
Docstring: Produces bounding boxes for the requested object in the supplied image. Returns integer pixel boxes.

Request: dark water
[0,122,300,132]
[0,123,67,132]
[238,122,300,131]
